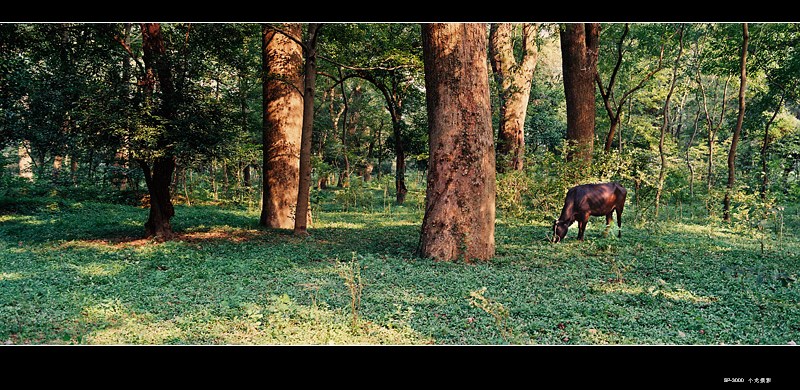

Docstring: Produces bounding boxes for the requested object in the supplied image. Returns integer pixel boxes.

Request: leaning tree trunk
[723,23,749,222]
[418,23,496,262]
[294,23,321,236]
[560,23,599,166]
[261,23,304,230]
[140,22,178,239]
[489,23,538,172]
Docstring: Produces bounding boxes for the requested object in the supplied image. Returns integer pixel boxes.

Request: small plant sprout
[469,287,513,342]
[336,252,365,332]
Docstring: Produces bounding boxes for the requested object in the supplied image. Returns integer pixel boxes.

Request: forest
[1,22,800,354]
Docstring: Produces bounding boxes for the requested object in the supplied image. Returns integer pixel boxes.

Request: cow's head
[552,219,569,243]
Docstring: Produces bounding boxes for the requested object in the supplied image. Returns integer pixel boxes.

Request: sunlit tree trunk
[560,23,599,165]
[18,141,33,180]
[489,23,538,172]
[723,23,748,222]
[418,23,496,262]
[260,23,304,229]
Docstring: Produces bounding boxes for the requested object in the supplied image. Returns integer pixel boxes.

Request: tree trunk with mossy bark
[418,23,496,262]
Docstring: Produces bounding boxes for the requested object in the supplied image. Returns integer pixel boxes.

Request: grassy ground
[1,182,799,346]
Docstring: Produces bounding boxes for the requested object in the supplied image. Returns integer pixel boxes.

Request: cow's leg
[577,214,588,241]
[616,206,623,238]
[603,212,613,237]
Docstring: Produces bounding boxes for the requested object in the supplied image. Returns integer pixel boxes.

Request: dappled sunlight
[580,327,630,344]
[0,272,24,281]
[664,222,743,242]
[592,281,718,304]
[54,228,268,251]
[317,221,367,230]
[75,294,432,345]
[74,262,126,277]
[658,288,717,304]
[80,299,183,345]
[593,282,645,295]
[177,228,263,244]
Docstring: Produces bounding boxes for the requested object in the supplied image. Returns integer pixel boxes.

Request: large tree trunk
[418,23,496,262]
[294,23,321,236]
[260,23,304,230]
[723,23,749,222]
[489,23,538,172]
[140,157,176,238]
[560,23,599,166]
[140,22,178,239]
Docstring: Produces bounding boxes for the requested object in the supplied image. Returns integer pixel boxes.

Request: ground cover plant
[2,175,799,346]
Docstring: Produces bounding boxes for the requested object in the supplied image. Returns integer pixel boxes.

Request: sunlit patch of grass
[593,281,718,305]
[0,272,24,281]
[319,221,366,230]
[658,288,717,304]
[593,282,645,295]
[75,262,126,277]
[79,294,432,345]
[78,298,182,344]
[580,327,630,344]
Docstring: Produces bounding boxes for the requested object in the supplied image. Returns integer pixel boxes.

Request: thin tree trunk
[686,105,702,199]
[655,25,684,217]
[723,23,749,222]
[761,93,785,201]
[337,75,350,188]
[294,23,321,236]
[261,23,304,229]
[418,23,496,262]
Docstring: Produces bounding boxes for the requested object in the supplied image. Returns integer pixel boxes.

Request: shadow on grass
[0,204,261,245]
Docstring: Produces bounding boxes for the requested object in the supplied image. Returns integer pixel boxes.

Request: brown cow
[552,182,627,243]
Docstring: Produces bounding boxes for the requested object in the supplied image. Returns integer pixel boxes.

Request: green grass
[1,184,799,345]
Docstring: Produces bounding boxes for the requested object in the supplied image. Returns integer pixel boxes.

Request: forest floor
[1,186,800,347]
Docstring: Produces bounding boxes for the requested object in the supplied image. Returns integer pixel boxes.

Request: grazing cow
[552,182,627,243]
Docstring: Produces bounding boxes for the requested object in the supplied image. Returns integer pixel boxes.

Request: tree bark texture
[724,23,749,222]
[260,23,304,229]
[140,22,178,239]
[560,23,599,165]
[418,23,496,262]
[294,23,321,236]
[489,23,538,172]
